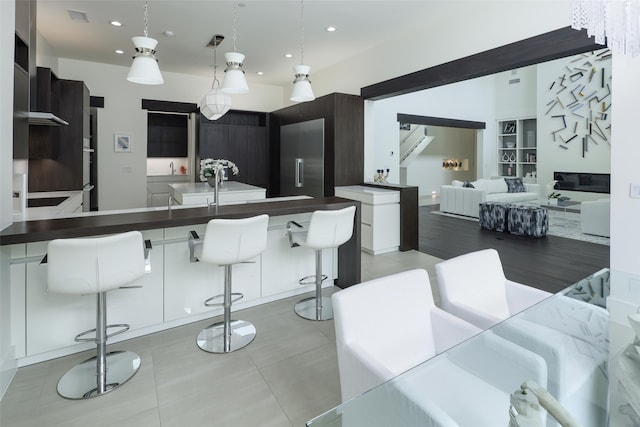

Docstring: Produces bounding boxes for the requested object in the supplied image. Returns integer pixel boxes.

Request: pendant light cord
[300,0,305,64]
[143,0,149,38]
[232,1,239,52]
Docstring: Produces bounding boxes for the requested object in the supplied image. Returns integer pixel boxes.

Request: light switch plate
[630,183,640,199]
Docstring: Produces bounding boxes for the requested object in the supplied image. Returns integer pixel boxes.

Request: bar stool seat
[196,214,269,353]
[287,206,356,321]
[46,231,148,399]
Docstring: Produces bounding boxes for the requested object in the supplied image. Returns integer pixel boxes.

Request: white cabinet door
[261,215,335,298]
[163,225,262,322]
[25,230,164,356]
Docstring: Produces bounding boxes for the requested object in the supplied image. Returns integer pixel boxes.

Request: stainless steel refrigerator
[280,118,324,198]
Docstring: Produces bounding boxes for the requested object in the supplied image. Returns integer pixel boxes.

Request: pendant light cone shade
[290,64,315,102]
[127,36,164,85]
[200,86,232,120]
[221,52,249,94]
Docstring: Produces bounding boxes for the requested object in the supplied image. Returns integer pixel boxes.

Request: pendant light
[221,2,249,94]
[290,0,315,102]
[127,0,164,85]
[200,35,232,120]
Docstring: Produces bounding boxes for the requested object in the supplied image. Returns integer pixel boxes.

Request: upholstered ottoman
[479,202,510,232]
[507,205,548,237]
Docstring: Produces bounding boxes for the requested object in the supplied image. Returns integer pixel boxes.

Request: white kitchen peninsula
[169,181,266,206]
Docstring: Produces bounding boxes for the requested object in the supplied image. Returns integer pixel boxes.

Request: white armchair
[435,249,551,329]
[332,269,482,403]
[580,199,610,237]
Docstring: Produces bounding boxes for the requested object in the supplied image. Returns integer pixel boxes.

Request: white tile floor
[0,250,443,427]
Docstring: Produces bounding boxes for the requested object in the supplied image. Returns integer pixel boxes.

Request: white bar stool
[46,231,149,399]
[196,214,269,353]
[287,206,356,321]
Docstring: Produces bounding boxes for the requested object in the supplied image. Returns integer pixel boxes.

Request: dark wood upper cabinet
[28,78,89,192]
[147,112,188,157]
[198,110,269,192]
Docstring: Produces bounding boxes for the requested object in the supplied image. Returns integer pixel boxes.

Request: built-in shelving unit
[497,118,537,182]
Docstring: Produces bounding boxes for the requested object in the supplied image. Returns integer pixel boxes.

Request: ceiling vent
[67,9,89,23]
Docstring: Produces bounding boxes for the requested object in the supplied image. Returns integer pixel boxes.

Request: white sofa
[440,178,540,218]
[580,198,610,237]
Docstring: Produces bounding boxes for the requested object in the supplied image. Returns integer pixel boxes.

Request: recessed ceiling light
[284,53,293,59]
[115,49,124,54]
[325,26,336,32]
[110,20,122,27]
[163,30,174,38]
[257,71,264,75]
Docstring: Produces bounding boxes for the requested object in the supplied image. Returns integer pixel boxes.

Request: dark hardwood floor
[418,205,610,294]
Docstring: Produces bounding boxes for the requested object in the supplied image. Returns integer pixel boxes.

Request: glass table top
[307,268,640,427]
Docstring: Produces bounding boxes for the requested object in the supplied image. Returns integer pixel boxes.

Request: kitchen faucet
[170,161,175,175]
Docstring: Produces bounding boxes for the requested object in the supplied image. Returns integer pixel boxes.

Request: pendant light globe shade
[127,36,164,85]
[200,87,232,120]
[290,64,315,102]
[221,52,249,94]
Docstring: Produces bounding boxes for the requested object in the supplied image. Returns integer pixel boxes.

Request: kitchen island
[1,197,360,365]
[169,181,266,205]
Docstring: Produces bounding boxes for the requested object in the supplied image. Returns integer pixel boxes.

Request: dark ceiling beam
[397,114,485,129]
[361,27,605,101]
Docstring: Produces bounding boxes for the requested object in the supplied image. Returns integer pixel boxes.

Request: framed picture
[114,133,131,152]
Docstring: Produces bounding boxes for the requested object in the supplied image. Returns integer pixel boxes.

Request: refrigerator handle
[295,158,303,188]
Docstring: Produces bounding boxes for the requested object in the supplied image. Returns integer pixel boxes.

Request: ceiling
[36,0,444,88]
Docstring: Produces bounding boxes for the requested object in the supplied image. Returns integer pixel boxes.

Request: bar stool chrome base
[295,296,334,321]
[57,350,141,399]
[196,319,256,353]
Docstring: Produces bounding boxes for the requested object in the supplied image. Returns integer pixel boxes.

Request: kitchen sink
[27,197,69,207]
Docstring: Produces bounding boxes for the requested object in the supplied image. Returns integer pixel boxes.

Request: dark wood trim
[361,27,604,100]
[1,197,362,288]
[90,96,104,108]
[398,114,486,129]
[361,183,419,251]
[141,99,198,113]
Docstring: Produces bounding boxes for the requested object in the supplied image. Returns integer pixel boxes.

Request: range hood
[27,112,69,126]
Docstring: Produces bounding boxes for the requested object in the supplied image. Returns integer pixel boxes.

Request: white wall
[365,75,496,184]
[35,30,58,74]
[0,0,17,400]
[536,51,611,201]
[57,59,284,210]
[407,127,476,196]
[495,65,537,120]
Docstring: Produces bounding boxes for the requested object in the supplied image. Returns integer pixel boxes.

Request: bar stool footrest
[299,275,328,286]
[204,292,244,307]
[74,324,131,342]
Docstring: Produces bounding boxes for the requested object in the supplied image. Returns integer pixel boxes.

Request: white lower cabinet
[23,229,164,357]
[13,213,334,364]
[163,224,262,322]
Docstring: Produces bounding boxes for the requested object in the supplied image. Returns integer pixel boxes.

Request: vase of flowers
[199,158,239,187]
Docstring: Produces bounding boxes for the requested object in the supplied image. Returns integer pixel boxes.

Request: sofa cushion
[504,177,526,193]
[471,179,487,192]
[451,180,464,187]
[485,179,508,194]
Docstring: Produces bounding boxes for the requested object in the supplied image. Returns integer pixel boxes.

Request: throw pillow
[504,177,526,193]
[463,181,474,188]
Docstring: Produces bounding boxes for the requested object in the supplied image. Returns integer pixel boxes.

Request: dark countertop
[0,197,357,245]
